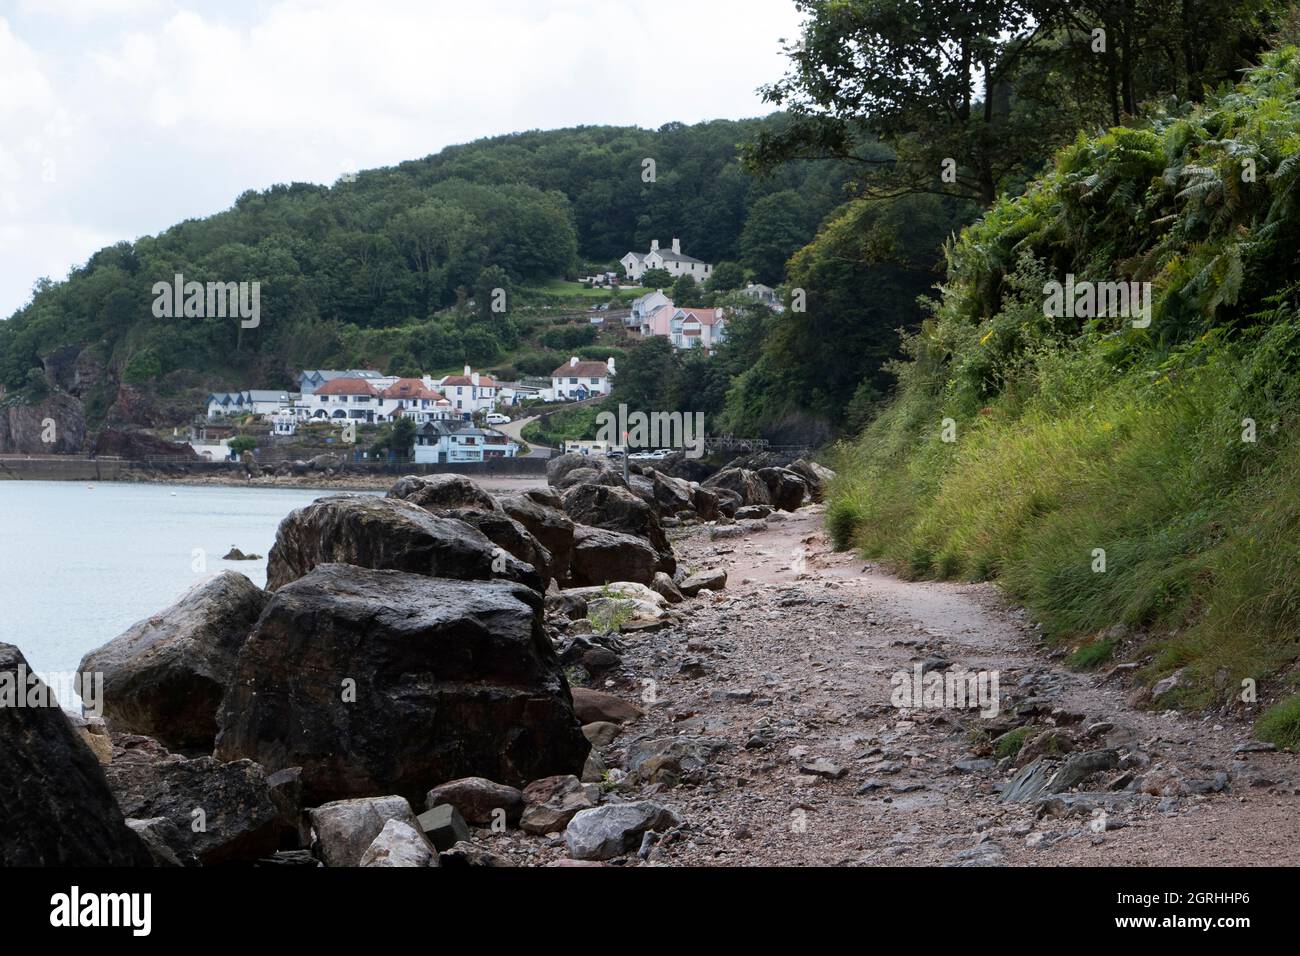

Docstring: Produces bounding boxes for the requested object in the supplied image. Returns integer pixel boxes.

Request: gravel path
[579,504,1300,867]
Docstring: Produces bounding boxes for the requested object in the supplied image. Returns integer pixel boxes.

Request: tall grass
[829,49,1300,723]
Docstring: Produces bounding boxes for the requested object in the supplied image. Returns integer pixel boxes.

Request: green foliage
[640,267,673,289]
[993,727,1032,760]
[1255,693,1300,748]
[828,49,1300,710]
[539,324,598,350]
[227,434,258,455]
[0,116,849,429]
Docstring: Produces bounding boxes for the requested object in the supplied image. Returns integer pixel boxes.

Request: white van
[486,413,510,425]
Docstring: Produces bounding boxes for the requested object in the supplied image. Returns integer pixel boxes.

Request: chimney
[570,356,579,368]
[463,364,471,376]
[606,357,616,374]
[471,372,480,387]
[650,239,659,253]
[672,237,681,254]
[422,374,434,389]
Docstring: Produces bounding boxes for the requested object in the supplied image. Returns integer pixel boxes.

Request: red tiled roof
[381,378,445,401]
[679,307,725,326]
[316,378,378,396]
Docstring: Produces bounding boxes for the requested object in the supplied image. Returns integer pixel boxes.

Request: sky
[0,0,805,319]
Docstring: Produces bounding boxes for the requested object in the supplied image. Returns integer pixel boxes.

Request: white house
[437,366,501,418]
[551,356,616,401]
[206,389,302,419]
[378,378,453,423]
[311,378,382,421]
[621,238,712,283]
[413,422,518,463]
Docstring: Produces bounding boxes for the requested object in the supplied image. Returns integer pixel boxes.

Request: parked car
[486,413,510,425]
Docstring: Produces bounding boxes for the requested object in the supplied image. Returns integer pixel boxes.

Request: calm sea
[0,481,369,677]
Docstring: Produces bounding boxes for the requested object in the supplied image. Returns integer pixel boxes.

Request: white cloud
[0,0,805,318]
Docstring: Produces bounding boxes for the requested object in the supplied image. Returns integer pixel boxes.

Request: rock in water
[79,571,269,752]
[0,643,152,866]
[264,494,541,592]
[564,802,682,861]
[215,565,589,804]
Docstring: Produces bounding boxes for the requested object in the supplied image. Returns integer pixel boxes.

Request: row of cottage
[623,284,778,352]
[206,356,617,424]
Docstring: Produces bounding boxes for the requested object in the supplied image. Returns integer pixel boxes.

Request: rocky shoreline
[2,450,833,867]
[9,446,1293,868]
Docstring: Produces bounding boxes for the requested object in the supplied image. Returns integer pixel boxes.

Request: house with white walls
[620,238,712,283]
[551,356,616,401]
[378,378,453,423]
[206,389,304,419]
[311,377,382,421]
[413,421,519,463]
[437,366,501,418]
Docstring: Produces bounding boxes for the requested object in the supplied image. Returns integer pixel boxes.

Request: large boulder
[648,471,694,516]
[215,565,589,804]
[560,483,675,573]
[498,493,576,585]
[387,474,500,514]
[555,467,628,492]
[565,802,681,861]
[547,452,618,488]
[0,643,152,866]
[691,484,720,521]
[788,459,836,502]
[359,818,438,867]
[309,795,423,867]
[105,734,283,866]
[703,468,771,507]
[425,777,524,826]
[569,526,657,587]
[79,571,269,752]
[265,494,541,592]
[446,508,553,586]
[651,451,716,483]
[757,467,808,512]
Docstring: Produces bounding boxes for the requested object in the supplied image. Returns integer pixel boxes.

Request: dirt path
[596,505,1300,866]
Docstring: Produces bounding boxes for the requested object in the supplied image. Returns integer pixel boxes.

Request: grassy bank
[828,50,1300,744]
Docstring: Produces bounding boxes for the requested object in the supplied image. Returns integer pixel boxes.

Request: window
[590,378,600,385]
[569,377,578,384]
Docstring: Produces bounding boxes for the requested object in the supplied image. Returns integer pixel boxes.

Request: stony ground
[516,504,1300,867]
